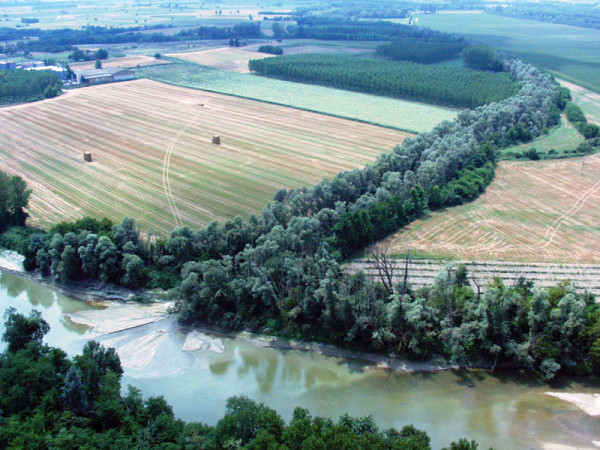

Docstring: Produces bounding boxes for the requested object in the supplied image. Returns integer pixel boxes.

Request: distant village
[0,59,135,85]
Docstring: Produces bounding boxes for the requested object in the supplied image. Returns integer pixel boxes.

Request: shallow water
[0,270,598,449]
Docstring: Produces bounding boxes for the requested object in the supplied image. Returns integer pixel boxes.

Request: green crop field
[138,62,458,133]
[416,12,600,92]
[500,116,584,159]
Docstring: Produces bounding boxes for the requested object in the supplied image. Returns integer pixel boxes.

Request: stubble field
[0,79,409,235]
[382,155,600,264]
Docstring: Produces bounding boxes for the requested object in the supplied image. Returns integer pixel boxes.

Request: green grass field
[416,12,600,92]
[500,116,584,159]
[137,62,458,133]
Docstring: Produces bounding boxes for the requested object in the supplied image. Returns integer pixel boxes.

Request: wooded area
[1,59,589,379]
[0,70,61,104]
[1,309,478,448]
[249,54,517,108]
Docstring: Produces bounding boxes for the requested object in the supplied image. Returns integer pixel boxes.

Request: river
[0,268,598,449]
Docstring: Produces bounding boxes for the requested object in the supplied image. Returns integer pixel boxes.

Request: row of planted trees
[249,54,518,109]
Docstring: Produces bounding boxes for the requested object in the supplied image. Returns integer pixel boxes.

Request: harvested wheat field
[70,55,170,71]
[383,155,600,263]
[0,79,409,234]
[166,47,274,73]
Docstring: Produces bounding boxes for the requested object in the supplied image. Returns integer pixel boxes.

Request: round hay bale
[212,135,221,145]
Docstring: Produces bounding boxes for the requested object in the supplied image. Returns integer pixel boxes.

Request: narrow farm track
[348,259,600,296]
[0,79,410,234]
[384,155,600,264]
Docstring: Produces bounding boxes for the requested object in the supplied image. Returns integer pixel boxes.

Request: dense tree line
[490,3,600,30]
[289,17,466,42]
[0,69,62,104]
[249,54,517,108]
[68,47,108,62]
[0,171,31,232]
[375,38,467,64]
[2,59,585,378]
[461,45,504,72]
[0,308,478,449]
[0,22,262,54]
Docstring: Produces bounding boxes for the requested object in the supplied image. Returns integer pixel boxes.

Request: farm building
[25,65,69,81]
[75,67,135,85]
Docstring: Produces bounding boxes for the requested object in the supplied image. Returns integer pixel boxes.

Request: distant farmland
[70,55,170,71]
[167,48,275,73]
[0,79,410,234]
[139,63,458,133]
[416,12,600,92]
[382,155,600,264]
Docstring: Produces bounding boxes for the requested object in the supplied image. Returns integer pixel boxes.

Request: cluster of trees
[258,45,283,55]
[461,46,504,72]
[16,217,152,289]
[565,103,600,139]
[0,172,30,232]
[491,2,600,30]
[68,47,108,62]
[375,38,467,64]
[286,17,464,42]
[249,53,517,108]
[0,308,477,449]
[4,59,578,377]
[0,69,62,104]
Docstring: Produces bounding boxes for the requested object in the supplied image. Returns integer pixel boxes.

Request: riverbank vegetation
[0,308,478,449]
[3,59,592,380]
[0,172,31,233]
[249,54,517,108]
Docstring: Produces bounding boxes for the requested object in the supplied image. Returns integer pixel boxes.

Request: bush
[582,123,599,139]
[565,102,587,124]
[524,148,540,160]
[257,45,283,55]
